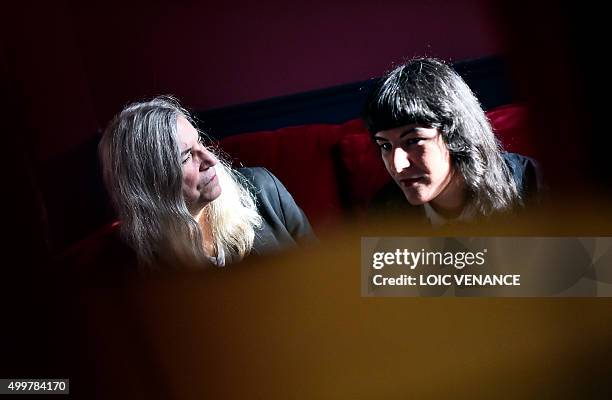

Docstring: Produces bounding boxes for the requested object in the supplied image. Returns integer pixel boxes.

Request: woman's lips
[206,173,217,185]
[200,171,217,187]
[399,177,424,186]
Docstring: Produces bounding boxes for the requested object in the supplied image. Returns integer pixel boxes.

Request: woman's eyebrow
[180,148,191,156]
[399,127,419,138]
[374,127,423,141]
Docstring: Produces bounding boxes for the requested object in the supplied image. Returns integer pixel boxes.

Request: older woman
[98,96,314,269]
[362,58,542,227]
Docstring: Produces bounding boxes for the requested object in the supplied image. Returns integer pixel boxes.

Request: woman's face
[176,116,222,214]
[374,124,457,208]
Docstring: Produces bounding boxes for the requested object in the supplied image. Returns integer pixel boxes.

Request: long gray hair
[99,96,262,268]
[363,58,521,216]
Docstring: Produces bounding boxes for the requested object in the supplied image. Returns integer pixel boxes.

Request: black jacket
[239,167,315,255]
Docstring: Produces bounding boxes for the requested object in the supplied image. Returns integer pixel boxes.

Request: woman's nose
[392,147,410,173]
[197,145,217,170]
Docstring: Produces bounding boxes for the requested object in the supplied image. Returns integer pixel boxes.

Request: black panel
[196,55,514,139]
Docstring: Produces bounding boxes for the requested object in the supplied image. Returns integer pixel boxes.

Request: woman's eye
[379,142,392,152]
[182,153,192,164]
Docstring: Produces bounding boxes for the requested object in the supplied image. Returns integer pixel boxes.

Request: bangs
[363,77,441,134]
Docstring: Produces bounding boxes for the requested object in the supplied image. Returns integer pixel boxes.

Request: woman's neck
[196,210,216,257]
[429,171,468,219]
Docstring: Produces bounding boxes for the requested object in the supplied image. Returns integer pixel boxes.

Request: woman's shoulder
[235,167,316,247]
[236,167,274,187]
[502,152,539,170]
[502,152,544,201]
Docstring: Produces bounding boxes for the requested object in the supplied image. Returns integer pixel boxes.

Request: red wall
[6,0,501,162]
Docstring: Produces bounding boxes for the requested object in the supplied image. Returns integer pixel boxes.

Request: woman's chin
[402,189,430,206]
